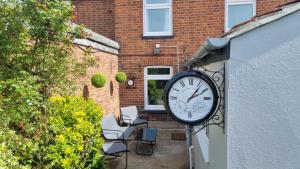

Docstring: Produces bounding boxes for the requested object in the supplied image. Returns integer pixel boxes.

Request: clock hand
[187,82,203,101]
[187,88,208,102]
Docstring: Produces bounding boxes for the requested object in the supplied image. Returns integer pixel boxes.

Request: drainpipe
[189,145,194,169]
[154,44,180,72]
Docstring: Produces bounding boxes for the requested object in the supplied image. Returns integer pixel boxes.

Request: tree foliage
[0,0,105,168]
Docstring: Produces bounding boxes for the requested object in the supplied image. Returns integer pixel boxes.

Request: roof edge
[71,23,120,50]
[185,38,229,68]
[74,39,119,55]
[223,2,300,39]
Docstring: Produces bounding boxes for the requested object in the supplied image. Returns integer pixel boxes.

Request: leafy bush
[48,96,106,169]
[0,1,104,168]
[115,72,127,83]
[91,74,106,88]
[0,129,31,169]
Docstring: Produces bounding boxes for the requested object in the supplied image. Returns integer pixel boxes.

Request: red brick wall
[73,0,292,112]
[73,0,115,39]
[115,0,292,110]
[74,46,120,117]
[115,0,225,110]
[257,0,293,16]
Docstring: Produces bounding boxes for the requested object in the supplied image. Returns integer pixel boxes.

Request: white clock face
[167,76,215,123]
[127,79,134,86]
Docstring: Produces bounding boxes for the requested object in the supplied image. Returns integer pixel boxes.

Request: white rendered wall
[227,11,300,169]
[193,62,227,169]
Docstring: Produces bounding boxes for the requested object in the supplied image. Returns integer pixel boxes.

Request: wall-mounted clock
[127,79,134,86]
[164,70,219,125]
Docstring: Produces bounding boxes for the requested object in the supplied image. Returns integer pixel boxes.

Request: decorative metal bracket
[193,63,225,134]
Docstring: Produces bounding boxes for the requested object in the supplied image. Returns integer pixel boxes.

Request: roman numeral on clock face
[188,111,192,118]
[201,88,208,94]
[179,80,185,87]
[173,88,179,91]
[188,78,193,85]
[204,97,211,100]
[170,96,177,100]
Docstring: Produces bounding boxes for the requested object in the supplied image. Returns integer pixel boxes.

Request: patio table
[135,128,157,155]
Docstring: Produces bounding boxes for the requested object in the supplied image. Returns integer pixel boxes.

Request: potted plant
[91,73,106,88]
[115,72,127,83]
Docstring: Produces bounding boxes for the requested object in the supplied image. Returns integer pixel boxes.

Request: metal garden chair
[120,106,148,128]
[101,113,135,169]
[101,112,135,141]
[102,141,129,169]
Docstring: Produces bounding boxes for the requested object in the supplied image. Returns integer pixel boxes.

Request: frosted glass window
[147,9,170,32]
[228,4,253,29]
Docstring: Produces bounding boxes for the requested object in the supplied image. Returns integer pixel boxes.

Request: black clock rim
[164,70,219,126]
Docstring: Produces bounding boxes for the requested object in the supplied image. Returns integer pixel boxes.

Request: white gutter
[185,38,229,68]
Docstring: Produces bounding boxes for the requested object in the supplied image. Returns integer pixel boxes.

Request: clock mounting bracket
[192,63,225,134]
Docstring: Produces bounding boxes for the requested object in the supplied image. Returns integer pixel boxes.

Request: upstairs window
[225,0,256,32]
[143,0,172,36]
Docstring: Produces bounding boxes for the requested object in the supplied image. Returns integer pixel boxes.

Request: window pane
[146,0,169,4]
[148,80,168,105]
[147,68,170,75]
[228,4,253,29]
[147,8,170,32]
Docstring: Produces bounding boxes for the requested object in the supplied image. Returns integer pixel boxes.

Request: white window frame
[143,0,173,36]
[144,66,173,110]
[225,0,256,32]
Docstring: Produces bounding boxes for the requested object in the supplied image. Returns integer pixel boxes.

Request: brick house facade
[73,0,293,116]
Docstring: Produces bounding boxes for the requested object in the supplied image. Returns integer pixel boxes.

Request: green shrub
[48,96,106,169]
[91,74,106,88]
[0,129,31,169]
[115,72,127,83]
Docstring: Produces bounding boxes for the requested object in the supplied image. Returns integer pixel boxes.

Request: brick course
[73,0,115,39]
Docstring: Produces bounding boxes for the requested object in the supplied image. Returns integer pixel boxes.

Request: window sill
[141,35,175,39]
[141,109,166,114]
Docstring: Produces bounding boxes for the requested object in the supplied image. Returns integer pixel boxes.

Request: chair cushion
[102,142,127,154]
[133,117,148,125]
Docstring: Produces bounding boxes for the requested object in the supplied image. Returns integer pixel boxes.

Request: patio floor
[108,121,188,169]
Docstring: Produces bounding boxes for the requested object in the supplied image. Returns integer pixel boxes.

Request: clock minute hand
[187,86,202,102]
[188,88,208,101]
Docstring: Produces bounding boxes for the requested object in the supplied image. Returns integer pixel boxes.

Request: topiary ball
[115,72,127,83]
[91,73,106,88]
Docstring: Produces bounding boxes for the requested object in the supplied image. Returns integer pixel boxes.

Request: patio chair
[102,112,135,141]
[120,106,148,128]
[102,141,129,169]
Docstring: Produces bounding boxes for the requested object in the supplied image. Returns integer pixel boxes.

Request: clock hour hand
[187,82,202,102]
[187,88,208,102]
